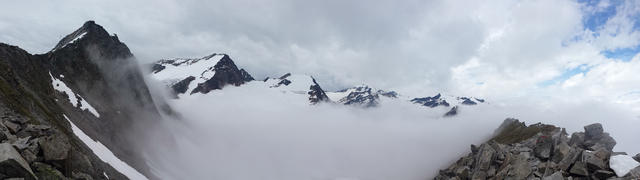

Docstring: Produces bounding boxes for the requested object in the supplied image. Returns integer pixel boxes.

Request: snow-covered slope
[151,53,253,96]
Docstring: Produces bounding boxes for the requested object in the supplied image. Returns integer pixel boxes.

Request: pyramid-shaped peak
[51,20,113,52]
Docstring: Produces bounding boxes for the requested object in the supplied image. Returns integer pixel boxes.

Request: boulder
[3,121,20,134]
[534,135,553,160]
[584,123,604,140]
[39,133,71,161]
[473,143,495,171]
[582,150,606,171]
[585,133,616,151]
[0,143,36,179]
[568,132,584,147]
[569,161,589,176]
[558,148,581,171]
[507,154,532,179]
[552,141,570,163]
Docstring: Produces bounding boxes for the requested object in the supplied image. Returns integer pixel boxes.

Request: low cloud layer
[142,81,640,180]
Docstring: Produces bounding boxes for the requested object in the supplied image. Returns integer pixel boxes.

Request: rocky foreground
[435,119,640,180]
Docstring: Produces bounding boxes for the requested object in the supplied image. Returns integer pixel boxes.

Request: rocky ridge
[435,119,640,179]
[0,21,165,179]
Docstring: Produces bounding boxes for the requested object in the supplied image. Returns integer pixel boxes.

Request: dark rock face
[171,76,195,95]
[338,86,380,107]
[0,143,36,179]
[444,106,458,117]
[240,68,254,81]
[634,153,640,163]
[191,55,252,94]
[411,94,450,108]
[334,86,397,107]
[378,90,398,98]
[435,119,635,179]
[458,97,478,105]
[308,77,329,104]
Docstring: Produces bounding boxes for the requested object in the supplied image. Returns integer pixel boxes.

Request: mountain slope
[0,21,165,179]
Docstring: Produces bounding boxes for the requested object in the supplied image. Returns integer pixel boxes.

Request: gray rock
[569,161,588,176]
[558,148,581,171]
[628,166,640,178]
[0,143,36,179]
[38,133,71,161]
[508,154,532,179]
[568,132,584,147]
[582,150,606,171]
[542,171,564,180]
[593,170,615,179]
[3,121,20,134]
[592,147,611,160]
[473,144,496,171]
[16,124,51,138]
[634,153,640,163]
[585,133,616,151]
[470,171,486,180]
[11,136,30,150]
[534,135,553,160]
[584,123,604,140]
[552,141,570,163]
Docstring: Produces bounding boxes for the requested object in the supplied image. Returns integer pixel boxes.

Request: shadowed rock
[0,143,36,179]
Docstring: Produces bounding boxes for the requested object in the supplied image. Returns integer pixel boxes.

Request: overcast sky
[1,0,640,111]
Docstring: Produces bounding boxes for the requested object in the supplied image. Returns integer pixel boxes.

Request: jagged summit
[326,85,397,107]
[51,21,124,53]
[309,76,330,104]
[411,93,484,108]
[151,53,254,95]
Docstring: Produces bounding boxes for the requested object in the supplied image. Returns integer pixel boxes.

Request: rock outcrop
[411,94,451,108]
[328,85,398,107]
[308,77,330,104]
[435,119,639,179]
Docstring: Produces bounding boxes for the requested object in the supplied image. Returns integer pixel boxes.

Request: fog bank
[143,81,640,180]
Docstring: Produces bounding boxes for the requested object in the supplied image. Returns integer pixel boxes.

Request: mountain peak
[50,21,127,57]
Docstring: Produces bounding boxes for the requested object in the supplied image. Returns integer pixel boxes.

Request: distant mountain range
[150,53,486,116]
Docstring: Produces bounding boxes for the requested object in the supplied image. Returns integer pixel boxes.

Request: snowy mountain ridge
[150,53,485,116]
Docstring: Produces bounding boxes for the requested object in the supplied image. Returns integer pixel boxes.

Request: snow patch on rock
[50,72,100,117]
[610,154,640,177]
[64,115,147,180]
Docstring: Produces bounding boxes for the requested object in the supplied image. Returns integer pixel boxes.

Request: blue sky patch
[601,45,640,61]
[579,0,622,32]
[539,64,592,87]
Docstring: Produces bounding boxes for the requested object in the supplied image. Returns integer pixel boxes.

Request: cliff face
[435,119,640,180]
